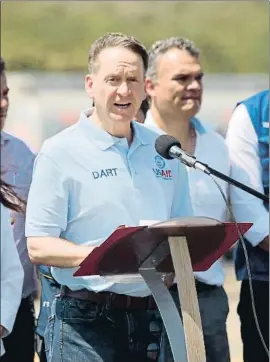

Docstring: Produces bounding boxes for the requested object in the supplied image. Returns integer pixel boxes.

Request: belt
[62,287,157,310]
[169,282,219,294]
[195,281,219,294]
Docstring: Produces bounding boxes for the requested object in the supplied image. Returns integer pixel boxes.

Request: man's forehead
[97,47,144,71]
[157,48,201,72]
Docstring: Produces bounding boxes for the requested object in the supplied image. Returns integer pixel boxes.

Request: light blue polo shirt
[144,111,231,287]
[25,108,193,297]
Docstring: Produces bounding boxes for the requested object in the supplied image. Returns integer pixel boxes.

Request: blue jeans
[36,273,60,338]
[45,295,171,362]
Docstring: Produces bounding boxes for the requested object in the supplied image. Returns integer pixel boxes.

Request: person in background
[25,32,193,362]
[226,89,269,362]
[0,178,24,358]
[135,99,149,123]
[144,36,231,362]
[0,57,37,362]
[35,267,60,362]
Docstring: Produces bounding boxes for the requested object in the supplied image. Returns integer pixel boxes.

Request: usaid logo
[153,155,172,180]
[155,155,165,169]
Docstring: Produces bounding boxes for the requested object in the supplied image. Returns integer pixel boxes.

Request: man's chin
[110,113,133,123]
[182,104,201,117]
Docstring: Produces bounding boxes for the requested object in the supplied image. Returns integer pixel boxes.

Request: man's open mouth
[114,103,131,109]
[182,96,199,101]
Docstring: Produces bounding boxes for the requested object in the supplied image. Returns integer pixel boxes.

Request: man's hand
[259,236,269,252]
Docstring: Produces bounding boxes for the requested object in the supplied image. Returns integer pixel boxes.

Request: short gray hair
[88,32,148,74]
[146,37,200,81]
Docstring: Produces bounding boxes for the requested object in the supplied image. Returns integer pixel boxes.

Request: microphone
[154,134,269,203]
[155,134,209,173]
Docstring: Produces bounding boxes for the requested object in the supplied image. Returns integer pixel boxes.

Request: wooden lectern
[74,217,252,362]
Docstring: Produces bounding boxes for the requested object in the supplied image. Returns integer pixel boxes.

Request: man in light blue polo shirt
[25,33,193,362]
[144,37,231,362]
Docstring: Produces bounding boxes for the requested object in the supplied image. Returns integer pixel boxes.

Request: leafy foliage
[2,1,268,72]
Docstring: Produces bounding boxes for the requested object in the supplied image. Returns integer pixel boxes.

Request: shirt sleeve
[225,104,269,246]
[25,152,69,238]
[1,204,24,335]
[170,162,194,218]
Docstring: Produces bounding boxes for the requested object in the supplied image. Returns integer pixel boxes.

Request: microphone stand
[167,142,268,203]
[208,165,268,202]
[192,159,268,203]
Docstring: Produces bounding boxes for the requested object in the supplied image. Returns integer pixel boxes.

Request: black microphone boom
[155,134,268,203]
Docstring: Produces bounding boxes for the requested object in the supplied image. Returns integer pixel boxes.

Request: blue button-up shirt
[25,108,193,297]
[1,204,24,356]
[1,132,37,298]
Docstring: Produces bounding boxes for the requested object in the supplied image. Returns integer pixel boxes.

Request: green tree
[2,1,268,72]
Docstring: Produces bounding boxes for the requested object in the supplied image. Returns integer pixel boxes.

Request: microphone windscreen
[155,134,182,160]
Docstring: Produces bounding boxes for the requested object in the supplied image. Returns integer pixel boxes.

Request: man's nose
[117,82,130,96]
[1,97,8,109]
[187,79,201,90]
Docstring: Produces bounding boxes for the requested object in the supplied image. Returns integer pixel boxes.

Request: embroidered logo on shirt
[92,168,118,179]
[262,121,269,128]
[153,155,172,180]
[154,155,165,169]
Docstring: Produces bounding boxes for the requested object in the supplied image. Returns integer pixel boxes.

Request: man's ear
[142,79,147,101]
[145,77,156,98]
[85,74,94,98]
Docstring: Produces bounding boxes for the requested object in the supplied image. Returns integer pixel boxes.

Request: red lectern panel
[74,218,252,277]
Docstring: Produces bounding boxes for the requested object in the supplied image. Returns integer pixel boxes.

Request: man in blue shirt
[144,36,231,362]
[1,57,37,362]
[25,33,193,362]
[135,99,149,123]
[226,90,269,362]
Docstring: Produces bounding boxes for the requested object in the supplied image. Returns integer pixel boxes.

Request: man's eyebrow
[172,71,204,77]
[104,73,119,79]
[104,72,140,79]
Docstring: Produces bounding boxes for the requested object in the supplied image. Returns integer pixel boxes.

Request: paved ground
[34,261,243,362]
[223,261,243,362]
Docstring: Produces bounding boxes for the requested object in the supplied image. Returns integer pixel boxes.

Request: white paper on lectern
[139,220,161,226]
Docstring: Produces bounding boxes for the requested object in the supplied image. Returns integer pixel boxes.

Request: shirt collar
[77,108,150,150]
[144,110,206,135]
